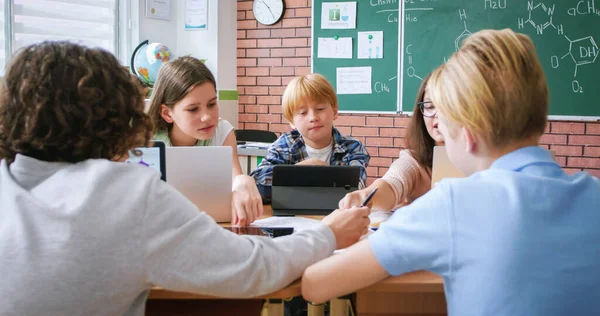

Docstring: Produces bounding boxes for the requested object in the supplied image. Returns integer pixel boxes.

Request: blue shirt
[250,127,370,188]
[369,146,600,316]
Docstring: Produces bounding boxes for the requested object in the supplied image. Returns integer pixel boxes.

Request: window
[2,0,119,73]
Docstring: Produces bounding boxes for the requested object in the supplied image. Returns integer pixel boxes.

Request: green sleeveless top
[154,130,211,147]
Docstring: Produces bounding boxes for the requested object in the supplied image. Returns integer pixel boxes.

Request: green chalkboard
[401,0,600,118]
[312,0,400,113]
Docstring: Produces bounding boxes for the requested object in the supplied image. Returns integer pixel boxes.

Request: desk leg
[307,302,325,316]
[329,298,348,316]
[247,157,252,175]
[262,299,284,316]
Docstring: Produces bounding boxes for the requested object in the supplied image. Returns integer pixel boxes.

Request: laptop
[431,146,465,188]
[125,141,167,181]
[166,146,233,223]
[271,165,361,216]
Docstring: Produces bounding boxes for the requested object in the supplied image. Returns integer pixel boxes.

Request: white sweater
[0,154,336,316]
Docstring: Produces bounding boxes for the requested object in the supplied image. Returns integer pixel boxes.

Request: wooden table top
[149,206,444,300]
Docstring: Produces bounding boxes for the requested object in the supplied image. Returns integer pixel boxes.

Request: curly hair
[0,42,154,164]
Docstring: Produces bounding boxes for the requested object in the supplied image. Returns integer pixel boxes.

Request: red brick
[246,48,270,57]
[296,47,311,57]
[283,57,308,66]
[394,138,407,148]
[584,169,600,178]
[244,86,269,95]
[257,77,282,86]
[237,11,246,20]
[269,86,287,96]
[239,113,257,122]
[584,146,600,157]
[366,167,378,178]
[238,86,245,94]
[295,67,311,75]
[238,104,245,113]
[237,67,245,76]
[237,49,246,58]
[366,137,394,147]
[378,167,390,176]
[281,77,295,86]
[540,134,567,145]
[563,168,583,175]
[270,123,291,133]
[380,127,407,137]
[352,127,378,136]
[245,105,269,113]
[257,39,282,48]
[295,28,311,37]
[569,135,600,145]
[245,123,269,130]
[587,123,600,135]
[239,95,256,105]
[555,156,566,167]
[257,114,282,123]
[246,67,270,76]
[237,30,246,39]
[550,145,583,156]
[283,18,309,28]
[238,20,257,29]
[270,67,295,76]
[258,58,282,67]
[568,157,600,168]
[247,29,271,38]
[237,39,257,48]
[335,116,365,126]
[271,29,296,38]
[295,8,311,17]
[378,147,400,157]
[544,122,550,133]
[269,105,283,114]
[394,117,411,127]
[370,157,393,167]
[237,77,256,86]
[283,8,296,18]
[365,147,378,156]
[367,177,377,186]
[287,0,308,8]
[237,58,257,67]
[257,96,281,104]
[237,1,253,11]
[367,117,395,127]
[282,38,308,47]
[246,10,255,20]
[271,48,296,57]
[551,122,585,134]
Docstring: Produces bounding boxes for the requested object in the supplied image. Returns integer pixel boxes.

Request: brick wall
[236,0,600,184]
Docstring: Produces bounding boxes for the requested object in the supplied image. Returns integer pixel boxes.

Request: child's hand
[321,207,370,249]
[338,189,369,210]
[296,158,327,166]
[231,175,264,226]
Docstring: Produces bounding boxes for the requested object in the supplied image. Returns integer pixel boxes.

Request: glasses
[417,101,437,117]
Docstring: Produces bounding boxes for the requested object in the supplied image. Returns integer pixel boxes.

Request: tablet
[224,227,294,238]
[125,140,166,181]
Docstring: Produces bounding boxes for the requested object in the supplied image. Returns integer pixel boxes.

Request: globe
[131,41,173,87]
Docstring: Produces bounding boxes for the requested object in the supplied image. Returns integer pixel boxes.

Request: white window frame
[2,0,137,68]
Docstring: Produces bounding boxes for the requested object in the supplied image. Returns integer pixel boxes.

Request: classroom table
[148,206,445,316]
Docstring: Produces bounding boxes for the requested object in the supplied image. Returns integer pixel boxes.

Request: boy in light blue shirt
[301,29,600,316]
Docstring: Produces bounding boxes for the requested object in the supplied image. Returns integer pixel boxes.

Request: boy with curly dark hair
[0,42,371,315]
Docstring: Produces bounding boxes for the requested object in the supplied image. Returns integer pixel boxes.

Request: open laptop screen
[125,141,166,181]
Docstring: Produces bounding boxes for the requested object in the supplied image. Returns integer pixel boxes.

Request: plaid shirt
[250,127,370,188]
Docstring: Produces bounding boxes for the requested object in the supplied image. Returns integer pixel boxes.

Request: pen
[360,187,378,207]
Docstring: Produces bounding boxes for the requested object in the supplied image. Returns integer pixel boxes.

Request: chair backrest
[235,129,278,143]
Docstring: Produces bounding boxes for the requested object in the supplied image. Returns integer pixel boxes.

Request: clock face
[253,0,285,26]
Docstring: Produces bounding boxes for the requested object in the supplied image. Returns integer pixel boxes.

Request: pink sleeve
[380,150,430,207]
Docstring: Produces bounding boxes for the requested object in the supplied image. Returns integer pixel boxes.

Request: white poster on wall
[318,37,353,59]
[336,67,372,94]
[185,0,208,30]
[358,31,383,59]
[321,2,357,29]
[146,0,171,20]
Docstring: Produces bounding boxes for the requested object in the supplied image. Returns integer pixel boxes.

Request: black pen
[360,187,378,207]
